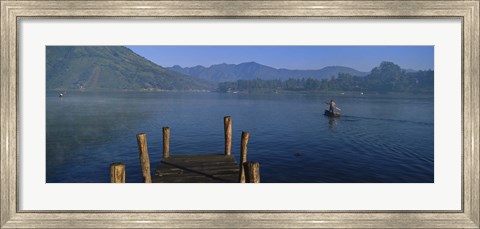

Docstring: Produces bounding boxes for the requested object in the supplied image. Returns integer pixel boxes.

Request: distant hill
[217,61,434,94]
[168,62,368,82]
[46,46,214,91]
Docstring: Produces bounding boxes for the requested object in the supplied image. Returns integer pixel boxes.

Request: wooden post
[244,161,260,183]
[239,131,249,183]
[136,133,152,183]
[224,116,232,155]
[110,162,125,183]
[163,127,170,159]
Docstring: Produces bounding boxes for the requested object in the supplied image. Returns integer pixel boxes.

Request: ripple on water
[46,91,433,183]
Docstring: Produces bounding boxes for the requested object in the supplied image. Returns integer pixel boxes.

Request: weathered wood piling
[163,127,170,159]
[111,116,261,183]
[239,131,249,183]
[224,116,232,156]
[136,133,152,183]
[244,161,260,183]
[110,162,126,183]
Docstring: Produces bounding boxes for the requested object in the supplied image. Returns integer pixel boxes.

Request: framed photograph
[1,0,478,228]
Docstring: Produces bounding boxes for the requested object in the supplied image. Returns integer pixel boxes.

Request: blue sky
[127,46,434,72]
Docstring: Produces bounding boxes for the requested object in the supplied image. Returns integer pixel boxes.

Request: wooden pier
[110,116,260,183]
[153,154,239,183]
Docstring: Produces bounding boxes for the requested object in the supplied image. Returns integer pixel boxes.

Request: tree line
[217,62,434,94]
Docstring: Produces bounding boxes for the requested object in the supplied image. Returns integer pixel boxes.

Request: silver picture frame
[1,1,479,228]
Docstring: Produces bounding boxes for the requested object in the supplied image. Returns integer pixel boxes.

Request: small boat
[324,109,340,117]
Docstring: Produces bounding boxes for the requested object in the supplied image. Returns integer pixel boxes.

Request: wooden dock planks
[153,154,240,183]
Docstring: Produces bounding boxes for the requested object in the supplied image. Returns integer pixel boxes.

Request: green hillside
[46,46,214,91]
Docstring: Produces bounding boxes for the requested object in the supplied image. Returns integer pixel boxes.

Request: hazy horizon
[127,46,434,72]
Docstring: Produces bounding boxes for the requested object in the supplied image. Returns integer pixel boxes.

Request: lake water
[46,91,434,183]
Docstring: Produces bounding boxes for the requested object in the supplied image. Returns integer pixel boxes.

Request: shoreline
[47,89,434,99]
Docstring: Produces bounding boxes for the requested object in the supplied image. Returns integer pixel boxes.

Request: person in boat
[328,99,336,113]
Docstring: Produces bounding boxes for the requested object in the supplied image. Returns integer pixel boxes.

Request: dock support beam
[136,133,152,183]
[110,162,126,183]
[163,127,170,159]
[239,131,249,183]
[244,161,260,183]
[224,116,232,155]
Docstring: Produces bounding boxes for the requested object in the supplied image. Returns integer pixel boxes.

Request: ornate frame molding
[1,1,478,228]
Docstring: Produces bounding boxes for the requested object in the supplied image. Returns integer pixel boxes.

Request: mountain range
[168,62,368,82]
[217,61,434,93]
[46,46,425,92]
[46,46,214,91]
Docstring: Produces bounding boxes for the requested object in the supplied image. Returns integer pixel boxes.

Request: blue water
[46,91,434,183]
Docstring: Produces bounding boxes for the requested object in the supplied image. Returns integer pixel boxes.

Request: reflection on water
[328,118,338,129]
[46,91,434,183]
